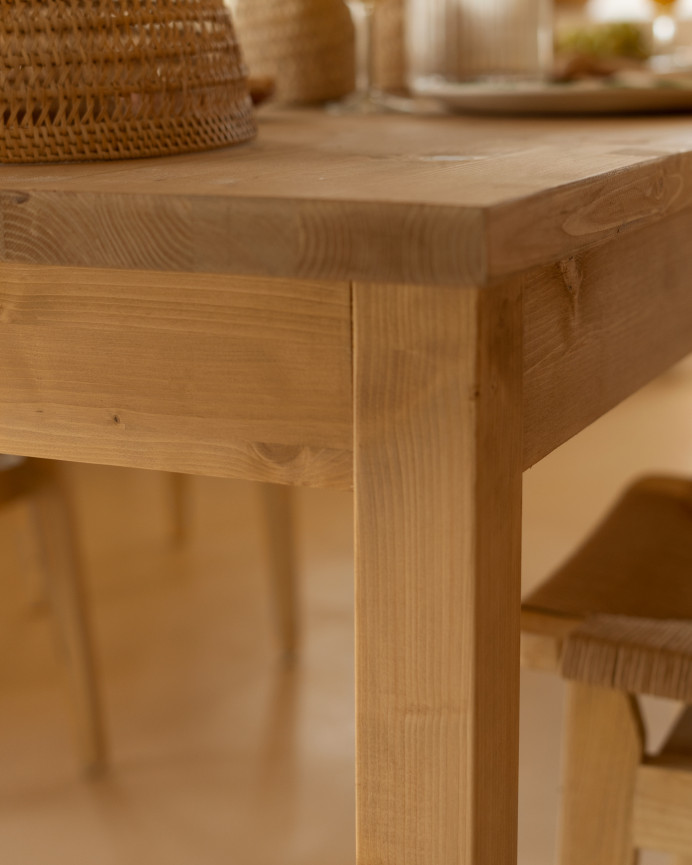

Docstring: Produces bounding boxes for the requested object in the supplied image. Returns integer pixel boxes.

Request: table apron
[3,206,692,488]
[0,265,353,489]
[523,206,692,467]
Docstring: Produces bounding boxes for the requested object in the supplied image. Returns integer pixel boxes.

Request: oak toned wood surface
[0,264,353,489]
[5,109,692,865]
[354,281,522,865]
[4,113,692,480]
[2,110,692,286]
[523,208,692,466]
[8,217,692,485]
[559,684,644,865]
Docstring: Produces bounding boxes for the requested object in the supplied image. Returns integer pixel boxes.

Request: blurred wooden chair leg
[168,473,299,657]
[168,471,187,546]
[260,483,299,659]
[31,462,107,776]
[559,682,644,865]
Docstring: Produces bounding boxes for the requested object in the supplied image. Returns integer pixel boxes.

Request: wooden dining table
[2,108,692,864]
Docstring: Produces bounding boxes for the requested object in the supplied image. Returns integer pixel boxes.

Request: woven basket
[373,0,406,92]
[233,0,355,105]
[0,0,256,164]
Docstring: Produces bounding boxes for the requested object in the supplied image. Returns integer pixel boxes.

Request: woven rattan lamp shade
[0,0,256,164]
[233,0,355,105]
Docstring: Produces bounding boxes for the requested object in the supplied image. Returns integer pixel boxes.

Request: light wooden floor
[3,363,692,864]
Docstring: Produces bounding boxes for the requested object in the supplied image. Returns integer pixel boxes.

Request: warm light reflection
[587,0,654,21]
[588,0,692,20]
[653,13,677,41]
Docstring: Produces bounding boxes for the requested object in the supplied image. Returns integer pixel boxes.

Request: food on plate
[554,22,651,81]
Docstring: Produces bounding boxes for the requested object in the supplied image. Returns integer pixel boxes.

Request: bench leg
[559,682,644,865]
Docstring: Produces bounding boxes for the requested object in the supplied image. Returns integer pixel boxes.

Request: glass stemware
[330,0,392,114]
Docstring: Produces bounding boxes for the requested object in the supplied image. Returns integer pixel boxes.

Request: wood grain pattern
[354,281,523,865]
[634,763,692,857]
[487,152,692,278]
[0,176,486,288]
[0,264,353,489]
[6,106,692,865]
[3,110,692,286]
[523,208,692,467]
[8,207,692,490]
[559,683,644,865]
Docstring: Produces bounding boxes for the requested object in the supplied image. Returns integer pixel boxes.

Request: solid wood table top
[2,108,692,285]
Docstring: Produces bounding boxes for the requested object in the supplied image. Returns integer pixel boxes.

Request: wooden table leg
[354,282,523,865]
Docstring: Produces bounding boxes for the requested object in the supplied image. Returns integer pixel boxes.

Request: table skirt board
[4,201,692,489]
[0,265,353,489]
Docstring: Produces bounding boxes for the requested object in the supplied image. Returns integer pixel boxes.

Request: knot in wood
[559,257,583,298]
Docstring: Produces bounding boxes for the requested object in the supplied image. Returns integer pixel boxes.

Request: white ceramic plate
[414,77,692,115]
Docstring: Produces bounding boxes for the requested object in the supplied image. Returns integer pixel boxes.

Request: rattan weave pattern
[562,615,692,703]
[233,0,355,105]
[0,0,256,163]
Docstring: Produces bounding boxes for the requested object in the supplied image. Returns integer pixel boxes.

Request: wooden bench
[522,475,692,864]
